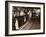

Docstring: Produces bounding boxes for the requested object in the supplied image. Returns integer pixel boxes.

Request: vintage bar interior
[12,6,40,30]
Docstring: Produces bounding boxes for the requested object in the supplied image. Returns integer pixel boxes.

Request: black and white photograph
[12,7,40,30]
[5,1,45,36]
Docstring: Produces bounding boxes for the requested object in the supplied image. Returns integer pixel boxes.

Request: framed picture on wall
[5,1,45,36]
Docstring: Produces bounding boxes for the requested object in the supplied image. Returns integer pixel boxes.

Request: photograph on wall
[5,1,45,36]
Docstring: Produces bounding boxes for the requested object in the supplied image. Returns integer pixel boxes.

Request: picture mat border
[5,1,45,36]
[9,2,43,34]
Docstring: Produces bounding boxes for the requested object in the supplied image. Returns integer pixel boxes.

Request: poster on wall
[5,1,45,36]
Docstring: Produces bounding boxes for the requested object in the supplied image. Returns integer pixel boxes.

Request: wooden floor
[19,19,40,30]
